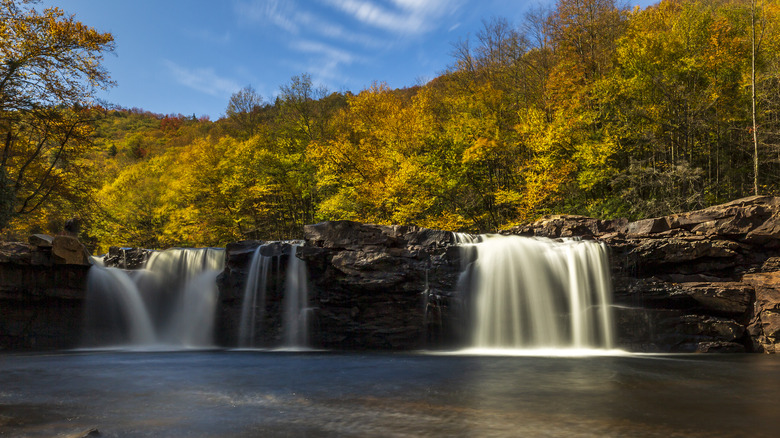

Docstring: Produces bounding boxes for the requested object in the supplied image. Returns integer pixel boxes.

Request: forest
[2,0,780,253]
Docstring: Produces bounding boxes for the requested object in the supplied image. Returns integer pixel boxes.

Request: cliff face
[0,236,91,350]
[215,223,462,350]
[300,221,462,349]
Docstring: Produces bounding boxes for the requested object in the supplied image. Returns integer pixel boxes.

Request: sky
[42,0,659,119]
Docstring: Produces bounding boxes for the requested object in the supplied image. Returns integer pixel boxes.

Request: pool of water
[0,350,778,437]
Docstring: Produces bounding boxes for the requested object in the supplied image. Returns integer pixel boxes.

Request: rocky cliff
[0,236,91,350]
[3,197,779,353]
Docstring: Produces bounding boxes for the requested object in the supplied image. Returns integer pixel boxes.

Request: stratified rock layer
[0,237,91,350]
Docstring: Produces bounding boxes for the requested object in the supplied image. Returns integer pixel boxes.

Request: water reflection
[0,351,777,437]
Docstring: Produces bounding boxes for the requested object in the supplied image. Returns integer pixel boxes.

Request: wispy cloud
[235,0,299,34]
[234,0,382,48]
[291,40,358,65]
[231,0,461,90]
[290,39,363,85]
[295,9,384,48]
[164,60,242,97]
[322,0,459,35]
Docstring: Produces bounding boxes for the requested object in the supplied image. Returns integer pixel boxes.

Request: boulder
[742,272,780,353]
[51,236,90,265]
[627,217,670,236]
[28,234,54,248]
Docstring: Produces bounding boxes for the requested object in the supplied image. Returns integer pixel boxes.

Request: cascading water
[83,247,225,348]
[460,235,615,351]
[84,266,156,346]
[282,244,310,348]
[237,242,312,349]
[145,248,225,346]
[238,245,273,348]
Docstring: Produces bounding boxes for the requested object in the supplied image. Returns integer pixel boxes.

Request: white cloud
[164,60,242,97]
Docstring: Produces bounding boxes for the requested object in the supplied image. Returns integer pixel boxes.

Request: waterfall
[84,266,156,346]
[145,248,225,346]
[462,235,614,350]
[282,244,310,348]
[83,247,225,348]
[238,245,272,348]
[236,242,311,349]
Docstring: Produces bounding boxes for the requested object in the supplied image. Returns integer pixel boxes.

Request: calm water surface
[0,350,778,437]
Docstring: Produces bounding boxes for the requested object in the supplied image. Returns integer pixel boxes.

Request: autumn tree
[0,0,114,231]
[602,0,758,214]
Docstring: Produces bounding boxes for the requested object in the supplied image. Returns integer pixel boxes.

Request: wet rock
[1,235,93,350]
[102,246,151,269]
[215,240,298,347]
[675,314,745,342]
[63,428,100,438]
[689,341,746,353]
[0,262,89,349]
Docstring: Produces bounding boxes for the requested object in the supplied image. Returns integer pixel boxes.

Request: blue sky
[44,0,658,119]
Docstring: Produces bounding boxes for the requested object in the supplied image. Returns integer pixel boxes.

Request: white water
[238,246,273,347]
[282,244,310,348]
[463,235,614,350]
[84,247,225,348]
[84,266,156,345]
[237,242,312,349]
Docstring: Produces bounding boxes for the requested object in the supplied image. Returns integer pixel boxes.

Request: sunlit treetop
[0,0,115,112]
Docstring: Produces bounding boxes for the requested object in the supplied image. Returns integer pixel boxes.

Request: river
[1,350,778,437]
